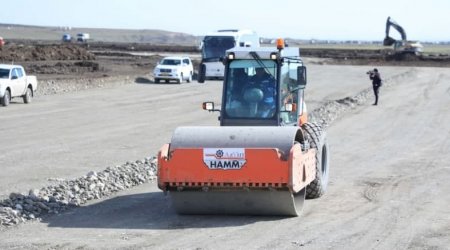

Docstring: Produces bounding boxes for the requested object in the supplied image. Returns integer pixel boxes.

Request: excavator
[157,39,329,216]
[383,16,423,55]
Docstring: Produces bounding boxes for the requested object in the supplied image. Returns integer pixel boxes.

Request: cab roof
[205,29,257,37]
[0,64,22,70]
[225,47,301,60]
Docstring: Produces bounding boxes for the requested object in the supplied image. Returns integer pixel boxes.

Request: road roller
[157,39,329,216]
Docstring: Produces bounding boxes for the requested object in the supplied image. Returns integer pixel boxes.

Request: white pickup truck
[0,64,38,107]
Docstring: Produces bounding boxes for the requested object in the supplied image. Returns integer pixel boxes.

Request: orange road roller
[158,39,329,216]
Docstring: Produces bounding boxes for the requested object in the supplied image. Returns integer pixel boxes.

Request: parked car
[62,34,72,43]
[0,64,38,107]
[76,33,90,43]
[153,56,194,83]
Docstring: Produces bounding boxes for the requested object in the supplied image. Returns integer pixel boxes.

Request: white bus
[198,29,260,83]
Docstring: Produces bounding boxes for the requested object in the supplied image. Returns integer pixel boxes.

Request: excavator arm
[383,16,407,46]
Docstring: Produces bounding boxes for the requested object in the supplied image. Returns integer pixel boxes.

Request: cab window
[11,68,19,79]
[0,69,9,79]
[15,68,24,77]
[224,59,277,119]
[279,61,300,124]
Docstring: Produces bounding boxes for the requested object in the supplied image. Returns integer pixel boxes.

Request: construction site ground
[0,43,449,249]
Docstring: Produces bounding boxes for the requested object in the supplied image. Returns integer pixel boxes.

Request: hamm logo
[203,148,246,170]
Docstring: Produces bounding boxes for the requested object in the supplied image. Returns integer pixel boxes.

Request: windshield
[161,59,181,66]
[0,69,10,79]
[224,59,277,119]
[202,36,235,61]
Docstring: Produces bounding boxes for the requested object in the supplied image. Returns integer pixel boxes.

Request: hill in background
[0,23,199,45]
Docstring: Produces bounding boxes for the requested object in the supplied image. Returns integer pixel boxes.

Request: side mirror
[297,66,307,88]
[284,103,297,112]
[199,41,204,50]
[202,101,220,112]
[11,75,18,80]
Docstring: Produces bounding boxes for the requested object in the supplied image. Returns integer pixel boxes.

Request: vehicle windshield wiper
[249,52,274,78]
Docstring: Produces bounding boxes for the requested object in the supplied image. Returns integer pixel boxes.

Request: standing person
[368,68,382,105]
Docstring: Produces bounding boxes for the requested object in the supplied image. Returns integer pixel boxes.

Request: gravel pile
[309,88,373,127]
[0,158,157,228]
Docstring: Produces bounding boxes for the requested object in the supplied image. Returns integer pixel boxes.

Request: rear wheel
[1,89,10,106]
[23,87,33,104]
[154,78,160,83]
[302,122,330,199]
[198,64,206,83]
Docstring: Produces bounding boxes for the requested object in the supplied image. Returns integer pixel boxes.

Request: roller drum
[164,126,307,216]
[170,126,301,157]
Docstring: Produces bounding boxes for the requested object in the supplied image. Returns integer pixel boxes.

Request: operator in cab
[246,67,276,117]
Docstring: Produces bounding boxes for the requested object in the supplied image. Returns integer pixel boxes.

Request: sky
[1,0,450,41]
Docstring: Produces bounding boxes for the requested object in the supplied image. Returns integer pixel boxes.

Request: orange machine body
[158,143,316,193]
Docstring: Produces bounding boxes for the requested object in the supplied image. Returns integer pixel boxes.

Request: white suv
[153,56,194,83]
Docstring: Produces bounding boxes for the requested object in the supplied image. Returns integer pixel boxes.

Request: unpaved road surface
[1,65,449,249]
[0,64,397,197]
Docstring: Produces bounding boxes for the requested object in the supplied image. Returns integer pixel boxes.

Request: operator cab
[203,39,308,127]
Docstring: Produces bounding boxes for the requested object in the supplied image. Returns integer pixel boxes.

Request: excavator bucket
[383,36,396,46]
[158,126,317,216]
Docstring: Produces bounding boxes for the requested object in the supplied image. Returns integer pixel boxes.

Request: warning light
[276,38,285,50]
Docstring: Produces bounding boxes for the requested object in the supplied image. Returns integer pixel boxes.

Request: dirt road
[0,65,449,249]
[0,64,391,197]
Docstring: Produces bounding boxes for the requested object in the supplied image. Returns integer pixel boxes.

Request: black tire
[23,87,33,104]
[187,72,192,83]
[198,64,206,83]
[302,122,330,199]
[154,78,160,83]
[1,89,10,106]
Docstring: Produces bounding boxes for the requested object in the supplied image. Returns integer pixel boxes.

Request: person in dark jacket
[369,68,382,105]
[248,67,276,117]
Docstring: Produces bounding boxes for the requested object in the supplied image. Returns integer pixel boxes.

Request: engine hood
[155,65,180,70]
